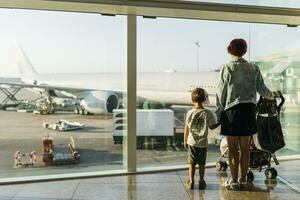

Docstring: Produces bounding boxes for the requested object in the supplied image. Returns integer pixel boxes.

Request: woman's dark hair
[191,88,206,103]
[227,38,247,57]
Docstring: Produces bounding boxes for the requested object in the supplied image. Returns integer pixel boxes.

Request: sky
[0,3,299,77]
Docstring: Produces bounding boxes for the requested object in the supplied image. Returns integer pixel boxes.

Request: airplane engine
[80,91,119,114]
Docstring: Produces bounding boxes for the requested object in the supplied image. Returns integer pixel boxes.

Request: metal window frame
[0,0,300,183]
[126,14,137,173]
[1,0,300,25]
[1,155,300,185]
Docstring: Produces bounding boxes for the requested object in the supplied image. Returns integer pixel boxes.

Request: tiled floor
[0,160,299,200]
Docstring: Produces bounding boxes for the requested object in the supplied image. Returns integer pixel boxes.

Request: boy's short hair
[191,88,206,103]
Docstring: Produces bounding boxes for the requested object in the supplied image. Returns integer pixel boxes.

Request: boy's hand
[184,142,188,150]
[209,122,221,130]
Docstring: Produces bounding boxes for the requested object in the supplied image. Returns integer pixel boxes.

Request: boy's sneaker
[199,180,206,190]
[186,180,194,189]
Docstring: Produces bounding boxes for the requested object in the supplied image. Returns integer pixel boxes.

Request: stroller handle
[276,95,285,110]
[257,94,285,114]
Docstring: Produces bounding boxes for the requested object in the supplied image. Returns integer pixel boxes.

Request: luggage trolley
[216,95,285,182]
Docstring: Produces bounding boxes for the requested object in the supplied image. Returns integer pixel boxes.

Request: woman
[216,38,278,189]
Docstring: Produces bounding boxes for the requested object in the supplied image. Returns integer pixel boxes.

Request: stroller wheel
[247,170,254,182]
[221,161,228,170]
[265,168,277,179]
[216,161,222,171]
[216,161,227,171]
[264,179,278,190]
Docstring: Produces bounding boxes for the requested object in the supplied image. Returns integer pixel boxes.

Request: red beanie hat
[227,38,247,56]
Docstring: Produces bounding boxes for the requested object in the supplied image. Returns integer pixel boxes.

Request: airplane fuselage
[23,71,219,106]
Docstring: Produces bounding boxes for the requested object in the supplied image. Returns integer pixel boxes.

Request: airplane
[0,44,220,115]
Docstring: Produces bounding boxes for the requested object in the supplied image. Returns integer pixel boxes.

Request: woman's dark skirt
[221,103,257,136]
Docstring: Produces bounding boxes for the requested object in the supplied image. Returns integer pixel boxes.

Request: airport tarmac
[0,109,221,179]
[0,89,299,180]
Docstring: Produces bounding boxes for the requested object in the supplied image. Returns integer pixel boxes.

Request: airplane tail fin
[14,41,38,77]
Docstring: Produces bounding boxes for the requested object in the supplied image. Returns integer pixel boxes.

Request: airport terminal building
[0,1,299,199]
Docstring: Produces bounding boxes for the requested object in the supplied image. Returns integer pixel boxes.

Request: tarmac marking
[277,175,300,194]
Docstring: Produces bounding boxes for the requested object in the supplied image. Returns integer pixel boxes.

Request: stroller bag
[256,97,285,153]
[257,115,285,153]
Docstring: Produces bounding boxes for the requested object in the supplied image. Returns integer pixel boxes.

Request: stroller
[216,95,285,182]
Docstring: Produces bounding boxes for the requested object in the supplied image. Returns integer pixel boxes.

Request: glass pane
[182,0,300,9]
[250,23,300,156]
[137,17,249,168]
[0,9,127,179]
[137,16,300,170]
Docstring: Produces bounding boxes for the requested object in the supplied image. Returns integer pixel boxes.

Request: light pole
[194,41,200,72]
[248,24,251,62]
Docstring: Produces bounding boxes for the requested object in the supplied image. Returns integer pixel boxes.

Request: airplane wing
[0,80,123,100]
[0,81,90,91]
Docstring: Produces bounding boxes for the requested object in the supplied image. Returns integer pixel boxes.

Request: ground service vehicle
[42,136,80,165]
[43,120,84,131]
[113,109,182,149]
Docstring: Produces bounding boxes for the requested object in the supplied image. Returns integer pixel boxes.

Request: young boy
[184,88,219,189]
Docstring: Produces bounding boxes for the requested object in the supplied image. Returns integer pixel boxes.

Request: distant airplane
[0,44,219,114]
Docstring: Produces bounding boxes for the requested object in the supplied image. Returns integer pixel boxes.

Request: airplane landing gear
[74,107,90,115]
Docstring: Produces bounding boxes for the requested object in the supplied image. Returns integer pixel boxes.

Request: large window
[137,16,300,169]
[0,4,300,182]
[0,9,127,179]
[250,23,300,157]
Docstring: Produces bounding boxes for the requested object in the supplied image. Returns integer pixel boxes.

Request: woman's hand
[184,124,189,150]
[273,90,283,97]
[277,90,283,97]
